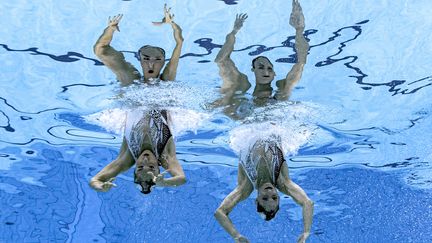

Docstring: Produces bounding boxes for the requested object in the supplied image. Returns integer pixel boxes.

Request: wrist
[296,27,305,33]
[156,179,167,187]
[105,26,117,33]
[90,179,102,188]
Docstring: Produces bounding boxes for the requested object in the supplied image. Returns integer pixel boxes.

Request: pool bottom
[0,144,431,243]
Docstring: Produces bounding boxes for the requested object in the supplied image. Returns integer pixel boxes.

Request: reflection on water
[0,43,103,65]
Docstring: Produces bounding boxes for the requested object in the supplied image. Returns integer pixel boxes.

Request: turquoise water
[1,0,432,242]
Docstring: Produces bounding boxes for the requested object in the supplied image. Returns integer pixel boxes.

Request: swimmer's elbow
[177,175,186,185]
[214,208,228,220]
[214,57,227,67]
[214,208,223,218]
[304,198,314,209]
[93,44,104,59]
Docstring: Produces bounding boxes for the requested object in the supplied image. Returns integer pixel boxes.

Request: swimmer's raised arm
[155,137,186,186]
[215,14,250,92]
[215,164,253,242]
[94,14,140,85]
[275,0,309,100]
[90,138,135,192]
[153,4,184,81]
[276,162,314,243]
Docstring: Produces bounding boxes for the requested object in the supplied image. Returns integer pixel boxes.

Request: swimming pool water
[1,0,431,242]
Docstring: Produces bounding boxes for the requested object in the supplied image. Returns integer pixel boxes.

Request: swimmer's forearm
[215,31,236,63]
[172,22,184,58]
[161,175,186,186]
[171,22,184,44]
[94,26,116,54]
[214,209,241,239]
[295,28,309,64]
[302,198,314,234]
[161,22,183,81]
[275,28,308,99]
[89,155,131,186]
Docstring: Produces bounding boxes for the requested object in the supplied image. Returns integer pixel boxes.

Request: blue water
[1,0,432,242]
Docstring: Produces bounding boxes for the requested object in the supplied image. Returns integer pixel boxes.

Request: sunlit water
[1,0,432,242]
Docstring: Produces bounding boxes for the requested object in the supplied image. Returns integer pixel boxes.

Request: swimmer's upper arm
[276,161,314,235]
[90,137,135,184]
[214,163,253,239]
[94,45,141,85]
[215,31,251,93]
[274,63,305,100]
[276,162,310,205]
[161,137,186,184]
[218,164,253,214]
[216,58,251,93]
[93,26,140,85]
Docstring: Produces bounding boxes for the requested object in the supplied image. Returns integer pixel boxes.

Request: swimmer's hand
[152,4,175,26]
[108,14,123,32]
[148,170,170,186]
[297,232,310,243]
[91,178,117,192]
[234,235,249,243]
[289,0,305,29]
[233,13,248,34]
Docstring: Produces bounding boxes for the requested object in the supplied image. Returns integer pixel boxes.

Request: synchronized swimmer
[214,1,314,242]
[89,1,314,242]
[90,5,186,194]
[212,0,309,120]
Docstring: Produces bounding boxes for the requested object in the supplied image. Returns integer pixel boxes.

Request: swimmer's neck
[253,83,273,98]
[256,162,274,188]
[254,83,272,91]
[140,135,153,152]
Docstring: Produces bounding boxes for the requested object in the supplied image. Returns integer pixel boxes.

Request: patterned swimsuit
[240,139,285,188]
[124,109,172,162]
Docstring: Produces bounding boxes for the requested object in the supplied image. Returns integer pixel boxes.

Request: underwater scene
[0,0,431,242]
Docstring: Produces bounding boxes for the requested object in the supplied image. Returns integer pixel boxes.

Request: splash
[230,101,318,158]
[84,107,209,138]
[114,80,218,112]
[84,108,127,135]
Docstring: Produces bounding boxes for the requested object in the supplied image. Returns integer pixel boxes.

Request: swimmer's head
[134,150,160,194]
[251,56,275,85]
[256,182,280,221]
[138,45,166,81]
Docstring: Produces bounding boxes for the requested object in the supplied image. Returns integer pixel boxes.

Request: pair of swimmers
[89,1,313,242]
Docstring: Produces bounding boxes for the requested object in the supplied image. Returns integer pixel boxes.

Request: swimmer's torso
[240,138,285,188]
[124,109,172,162]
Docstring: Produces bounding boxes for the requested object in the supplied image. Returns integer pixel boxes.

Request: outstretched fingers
[237,13,248,21]
[108,14,123,31]
[292,0,302,12]
[153,4,174,25]
[233,13,248,31]
[108,14,122,23]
